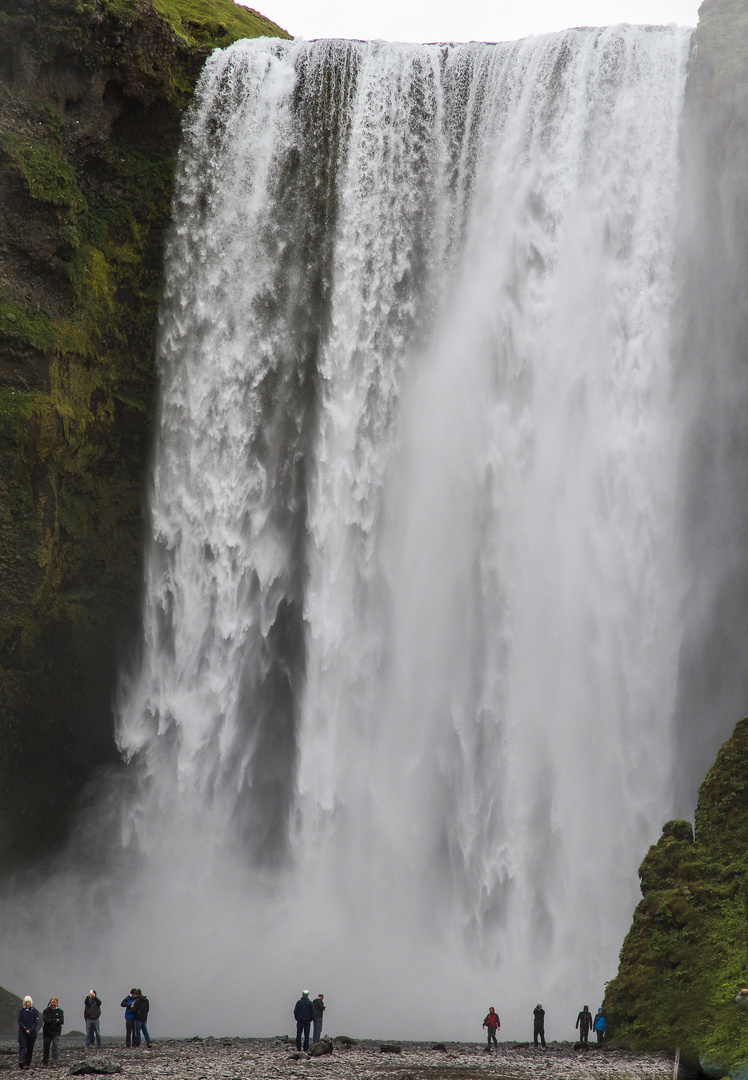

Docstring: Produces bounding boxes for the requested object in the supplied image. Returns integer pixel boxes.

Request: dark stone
[308,1038,333,1057]
[380,1045,403,1054]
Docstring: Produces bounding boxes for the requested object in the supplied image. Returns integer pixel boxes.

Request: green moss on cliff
[604,719,748,1071]
[151,0,289,44]
[2,134,87,213]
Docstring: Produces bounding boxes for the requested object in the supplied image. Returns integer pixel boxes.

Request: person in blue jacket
[293,991,315,1051]
[594,1007,606,1045]
[121,989,138,1047]
[18,996,40,1069]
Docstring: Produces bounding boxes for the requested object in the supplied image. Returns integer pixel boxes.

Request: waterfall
[3,27,695,1042]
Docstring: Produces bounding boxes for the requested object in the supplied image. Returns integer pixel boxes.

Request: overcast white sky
[255,0,702,43]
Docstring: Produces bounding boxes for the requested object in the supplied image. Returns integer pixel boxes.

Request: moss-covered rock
[0,0,288,864]
[604,718,748,1070]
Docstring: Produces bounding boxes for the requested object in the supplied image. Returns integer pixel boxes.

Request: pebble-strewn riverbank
[0,1037,675,1080]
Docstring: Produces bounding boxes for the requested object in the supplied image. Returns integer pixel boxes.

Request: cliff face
[0,0,288,863]
[604,719,748,1068]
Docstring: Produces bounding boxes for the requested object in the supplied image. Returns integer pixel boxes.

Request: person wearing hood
[576,1005,593,1044]
[483,1006,500,1051]
[293,991,315,1052]
[42,998,64,1067]
[84,991,102,1049]
[593,1007,606,1044]
[533,1003,546,1048]
[18,996,40,1069]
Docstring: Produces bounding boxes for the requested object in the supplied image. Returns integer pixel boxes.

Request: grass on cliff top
[153,0,291,42]
[103,0,290,44]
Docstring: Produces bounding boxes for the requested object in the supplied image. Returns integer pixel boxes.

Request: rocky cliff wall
[0,0,288,864]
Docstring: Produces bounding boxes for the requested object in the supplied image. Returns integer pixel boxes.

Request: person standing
[593,1007,606,1045]
[84,991,102,1049]
[483,1006,500,1052]
[576,1005,593,1045]
[18,996,40,1069]
[294,991,315,1052]
[120,989,138,1047]
[312,995,326,1044]
[133,991,152,1048]
[42,998,64,1067]
[533,1003,546,1047]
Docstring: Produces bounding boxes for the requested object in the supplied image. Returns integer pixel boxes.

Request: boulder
[308,1038,333,1057]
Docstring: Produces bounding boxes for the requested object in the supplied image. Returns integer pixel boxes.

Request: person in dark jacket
[483,1006,500,1051]
[312,995,325,1044]
[533,1003,546,1047]
[84,992,102,1049]
[132,991,152,1048]
[18,996,40,1069]
[42,998,64,1066]
[294,991,314,1051]
[120,989,138,1047]
[576,1005,593,1044]
[593,1008,606,1045]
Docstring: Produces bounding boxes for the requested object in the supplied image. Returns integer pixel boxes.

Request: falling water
[4,28,696,1041]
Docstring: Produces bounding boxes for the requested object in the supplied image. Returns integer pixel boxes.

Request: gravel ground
[0,1036,676,1080]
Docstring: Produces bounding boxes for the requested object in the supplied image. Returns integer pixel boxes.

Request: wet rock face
[0,0,287,867]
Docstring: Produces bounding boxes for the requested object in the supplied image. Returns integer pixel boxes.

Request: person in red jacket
[483,1006,500,1052]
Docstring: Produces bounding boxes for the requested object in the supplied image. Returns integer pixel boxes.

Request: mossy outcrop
[604,718,748,1070]
[0,0,288,864]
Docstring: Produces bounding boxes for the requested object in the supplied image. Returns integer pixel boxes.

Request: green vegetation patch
[99,0,289,46]
[1,134,87,214]
[151,0,290,45]
[0,301,55,352]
